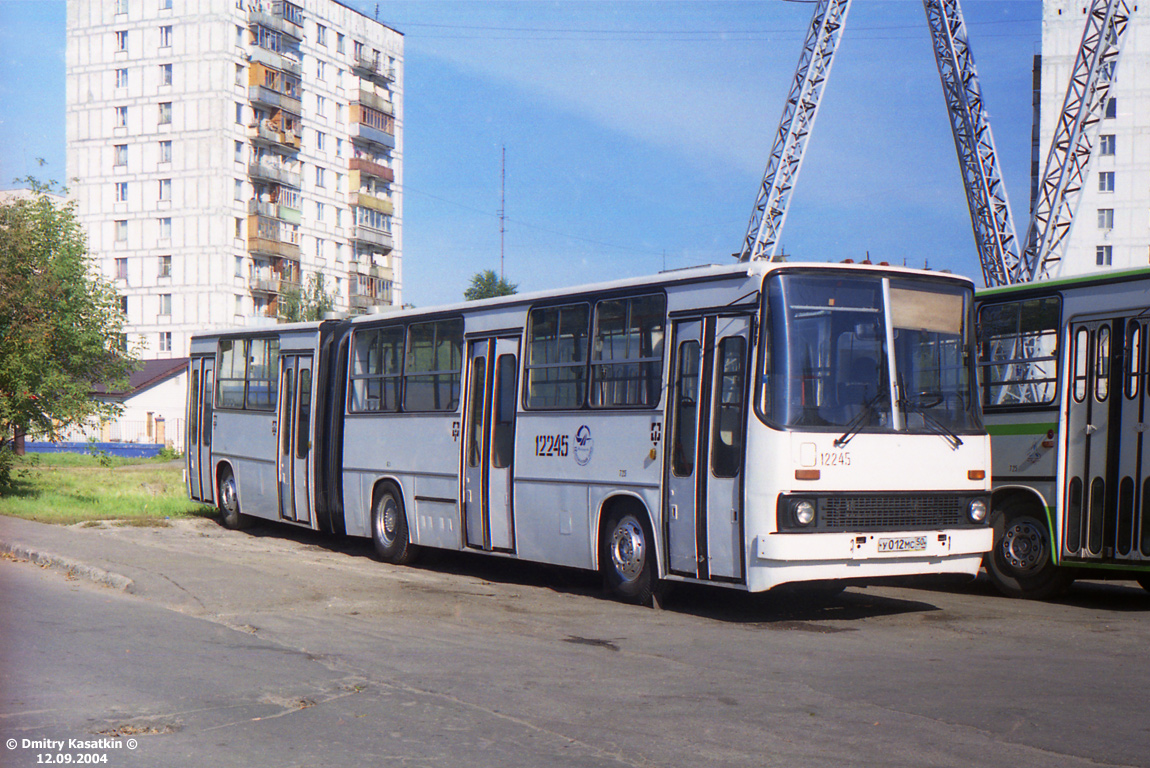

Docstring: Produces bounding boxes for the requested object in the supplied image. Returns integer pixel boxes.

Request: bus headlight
[968,499,988,523]
[793,499,816,527]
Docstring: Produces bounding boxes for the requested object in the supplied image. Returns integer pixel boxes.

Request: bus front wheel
[372,486,417,565]
[217,469,251,530]
[601,508,655,605]
[985,502,1073,599]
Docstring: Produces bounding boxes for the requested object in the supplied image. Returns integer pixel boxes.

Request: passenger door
[665,315,751,581]
[276,354,313,525]
[462,337,519,552]
[186,356,215,503]
[1065,316,1150,562]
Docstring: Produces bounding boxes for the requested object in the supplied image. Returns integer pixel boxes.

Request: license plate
[877,536,927,553]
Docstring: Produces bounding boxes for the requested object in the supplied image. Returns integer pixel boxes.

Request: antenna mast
[499,146,506,280]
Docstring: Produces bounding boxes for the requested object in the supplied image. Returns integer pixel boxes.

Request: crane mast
[1020,0,1130,282]
[924,0,1021,288]
[738,0,851,262]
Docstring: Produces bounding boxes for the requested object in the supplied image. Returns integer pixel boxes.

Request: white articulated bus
[187,261,992,602]
[977,267,1150,598]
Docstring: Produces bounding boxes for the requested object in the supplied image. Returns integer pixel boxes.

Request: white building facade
[1036,1,1149,276]
[66,0,403,359]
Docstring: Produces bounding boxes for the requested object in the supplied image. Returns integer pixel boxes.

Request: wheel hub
[1001,518,1047,573]
[611,519,645,581]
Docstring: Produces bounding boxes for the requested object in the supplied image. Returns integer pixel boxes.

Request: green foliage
[0,180,137,466]
[464,269,518,301]
[280,271,336,322]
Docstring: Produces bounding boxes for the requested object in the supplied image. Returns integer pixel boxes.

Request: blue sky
[0,1,1040,305]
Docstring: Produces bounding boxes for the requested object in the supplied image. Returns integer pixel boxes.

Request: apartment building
[1035,1,1148,276]
[66,0,403,358]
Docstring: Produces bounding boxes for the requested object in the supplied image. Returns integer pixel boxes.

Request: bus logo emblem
[574,425,594,466]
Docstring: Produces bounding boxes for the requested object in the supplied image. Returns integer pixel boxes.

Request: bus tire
[984,500,1073,599]
[600,507,655,605]
[217,468,251,530]
[372,485,417,565]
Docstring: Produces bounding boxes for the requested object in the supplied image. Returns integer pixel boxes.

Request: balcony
[352,226,393,251]
[248,10,302,40]
[250,275,299,294]
[351,122,395,150]
[354,88,393,115]
[249,237,300,259]
[249,85,302,115]
[350,191,393,216]
[349,260,394,281]
[247,198,302,224]
[349,157,394,183]
[352,52,396,83]
[248,161,300,188]
[249,45,301,77]
[247,120,301,151]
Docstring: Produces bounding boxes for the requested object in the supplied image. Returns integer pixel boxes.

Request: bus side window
[491,354,517,469]
[591,294,666,408]
[525,304,590,409]
[672,340,701,477]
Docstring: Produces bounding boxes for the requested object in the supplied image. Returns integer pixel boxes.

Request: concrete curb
[0,541,136,593]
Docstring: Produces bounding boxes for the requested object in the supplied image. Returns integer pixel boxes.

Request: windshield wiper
[898,382,963,450]
[834,392,884,448]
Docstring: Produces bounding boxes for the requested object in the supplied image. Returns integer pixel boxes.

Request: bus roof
[350,259,974,326]
[977,266,1150,300]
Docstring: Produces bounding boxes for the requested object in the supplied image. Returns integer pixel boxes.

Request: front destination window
[760,271,981,437]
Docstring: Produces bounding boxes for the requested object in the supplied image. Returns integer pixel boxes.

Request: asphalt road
[2,516,1149,768]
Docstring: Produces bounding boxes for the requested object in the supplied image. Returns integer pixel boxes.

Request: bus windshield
[760,271,981,435]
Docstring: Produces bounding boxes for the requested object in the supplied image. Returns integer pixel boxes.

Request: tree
[464,269,518,301]
[0,180,137,476]
[280,272,335,322]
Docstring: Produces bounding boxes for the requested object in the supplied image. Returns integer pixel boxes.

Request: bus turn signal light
[968,470,985,480]
[795,469,821,481]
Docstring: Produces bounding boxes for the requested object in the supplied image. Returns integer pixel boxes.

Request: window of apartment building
[115,106,127,127]
[119,296,128,315]
[235,63,244,85]
[159,25,172,47]
[316,95,326,117]
[115,0,128,14]
[335,172,343,192]
[316,166,326,188]
[116,30,128,51]
[316,202,325,222]
[1097,245,1113,266]
[115,220,128,242]
[1099,171,1115,192]
[159,178,171,201]
[317,238,326,261]
[235,255,244,277]
[160,63,172,86]
[336,33,345,54]
[316,24,327,46]
[115,181,128,202]
[234,295,244,315]
[116,68,128,88]
[159,294,172,316]
[353,40,363,60]
[1100,134,1116,156]
[235,102,244,124]
[1098,208,1114,229]
[335,138,343,157]
[159,140,172,163]
[235,24,244,47]
[335,103,344,124]
[160,0,173,10]
[234,140,243,162]
[316,61,326,81]
[159,255,172,278]
[315,130,326,151]
[158,217,172,239]
[115,257,128,280]
[159,332,172,352]
[114,144,127,166]
[235,217,243,238]
[234,179,244,201]
[1105,98,1117,119]
[158,102,172,124]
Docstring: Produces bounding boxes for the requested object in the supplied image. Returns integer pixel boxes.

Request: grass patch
[0,453,215,525]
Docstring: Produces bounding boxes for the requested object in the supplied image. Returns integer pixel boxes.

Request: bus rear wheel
[601,508,655,605]
[985,502,1073,599]
[217,468,251,530]
[372,486,417,565]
